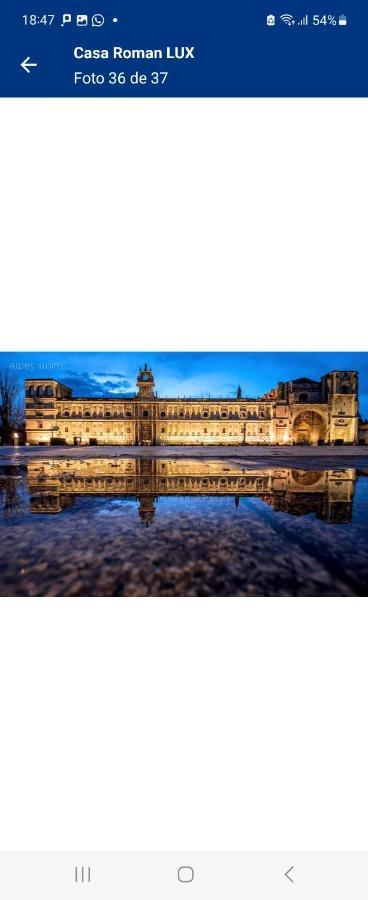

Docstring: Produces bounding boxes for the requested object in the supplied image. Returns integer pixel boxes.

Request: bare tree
[0,370,24,444]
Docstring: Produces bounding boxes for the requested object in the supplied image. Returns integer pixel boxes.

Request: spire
[237,385,242,399]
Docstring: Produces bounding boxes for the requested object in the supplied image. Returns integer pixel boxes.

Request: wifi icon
[280,13,295,24]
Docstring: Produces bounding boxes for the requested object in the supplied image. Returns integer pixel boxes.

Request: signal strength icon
[297,14,309,25]
[280,13,295,25]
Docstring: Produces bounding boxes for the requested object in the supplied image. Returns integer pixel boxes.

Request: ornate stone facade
[25,365,359,446]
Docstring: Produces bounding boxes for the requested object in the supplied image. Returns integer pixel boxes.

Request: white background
[0,99,367,851]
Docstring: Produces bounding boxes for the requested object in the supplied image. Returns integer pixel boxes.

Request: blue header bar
[1,1,367,97]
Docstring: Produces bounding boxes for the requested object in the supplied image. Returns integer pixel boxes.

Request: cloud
[93,371,129,379]
[63,370,134,398]
[99,380,133,392]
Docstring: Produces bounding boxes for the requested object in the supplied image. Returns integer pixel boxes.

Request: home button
[178,866,194,883]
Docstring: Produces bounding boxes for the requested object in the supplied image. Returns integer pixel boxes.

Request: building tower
[137,364,155,398]
[321,370,359,444]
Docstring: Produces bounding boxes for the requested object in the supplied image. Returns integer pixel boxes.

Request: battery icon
[338,14,347,25]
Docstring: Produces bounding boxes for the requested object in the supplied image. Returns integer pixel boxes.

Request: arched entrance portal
[291,470,324,487]
[292,411,327,445]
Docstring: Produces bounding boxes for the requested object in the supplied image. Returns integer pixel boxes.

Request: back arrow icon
[21,56,38,74]
[285,866,295,883]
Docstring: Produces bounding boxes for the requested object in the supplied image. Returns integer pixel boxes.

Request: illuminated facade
[25,365,359,446]
[27,458,356,524]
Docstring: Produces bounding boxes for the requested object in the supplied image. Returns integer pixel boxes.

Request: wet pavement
[1,443,368,471]
[0,453,368,597]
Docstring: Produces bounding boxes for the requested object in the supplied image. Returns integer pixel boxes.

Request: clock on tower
[137,364,155,398]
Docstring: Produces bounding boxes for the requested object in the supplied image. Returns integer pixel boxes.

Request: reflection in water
[1,456,367,597]
[0,466,29,517]
[25,457,356,525]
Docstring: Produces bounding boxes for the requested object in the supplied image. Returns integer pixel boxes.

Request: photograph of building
[25,365,359,447]
[1,352,368,596]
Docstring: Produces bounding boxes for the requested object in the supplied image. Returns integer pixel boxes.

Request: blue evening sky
[1,352,368,418]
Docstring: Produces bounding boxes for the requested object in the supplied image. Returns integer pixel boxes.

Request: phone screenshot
[0,2,367,898]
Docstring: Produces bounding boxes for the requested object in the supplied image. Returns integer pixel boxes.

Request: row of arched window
[158,410,270,420]
[60,409,133,418]
[27,384,54,397]
[57,408,270,420]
